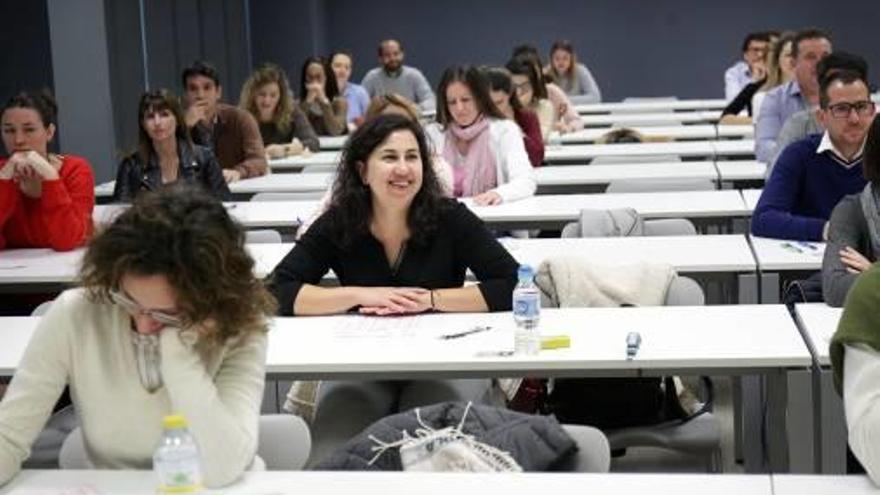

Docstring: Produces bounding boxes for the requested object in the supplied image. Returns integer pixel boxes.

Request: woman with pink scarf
[425,65,536,206]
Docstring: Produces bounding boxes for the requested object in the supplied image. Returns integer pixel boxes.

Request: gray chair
[245,229,283,244]
[31,300,54,316]
[591,154,682,165]
[561,208,697,239]
[250,191,324,202]
[605,178,716,193]
[60,414,312,471]
[559,424,611,472]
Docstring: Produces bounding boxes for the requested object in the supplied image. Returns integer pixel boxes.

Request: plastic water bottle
[153,414,204,494]
[513,265,541,355]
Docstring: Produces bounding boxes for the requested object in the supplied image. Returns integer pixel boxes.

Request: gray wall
[250,0,880,101]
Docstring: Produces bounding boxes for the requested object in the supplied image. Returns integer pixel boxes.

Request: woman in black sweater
[269,114,519,462]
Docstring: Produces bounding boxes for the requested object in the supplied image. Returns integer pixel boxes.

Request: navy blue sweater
[751,134,866,241]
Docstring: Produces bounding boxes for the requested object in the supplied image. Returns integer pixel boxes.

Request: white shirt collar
[816,131,865,167]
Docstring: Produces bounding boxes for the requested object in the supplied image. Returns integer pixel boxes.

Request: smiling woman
[267,114,519,463]
[0,185,277,488]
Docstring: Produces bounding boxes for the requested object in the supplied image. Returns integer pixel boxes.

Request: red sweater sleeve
[39,156,95,251]
[0,176,20,251]
[515,110,545,167]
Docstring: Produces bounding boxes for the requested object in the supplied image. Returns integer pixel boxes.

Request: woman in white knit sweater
[0,185,277,488]
[425,65,536,206]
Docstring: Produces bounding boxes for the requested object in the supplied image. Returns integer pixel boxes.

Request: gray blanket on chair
[312,402,576,471]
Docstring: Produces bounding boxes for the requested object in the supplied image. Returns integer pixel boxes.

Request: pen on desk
[781,242,804,254]
[796,241,818,251]
[439,325,492,340]
[626,332,642,360]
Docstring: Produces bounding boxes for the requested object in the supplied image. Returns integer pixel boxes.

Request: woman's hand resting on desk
[840,246,873,274]
[472,191,502,206]
[357,287,432,315]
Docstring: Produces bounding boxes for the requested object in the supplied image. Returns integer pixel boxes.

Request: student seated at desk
[0,90,94,251]
[545,40,602,104]
[0,186,276,488]
[239,63,320,157]
[113,89,230,202]
[751,70,873,241]
[831,263,880,483]
[485,67,545,168]
[268,115,519,462]
[299,56,348,137]
[822,117,880,307]
[425,65,536,206]
[720,32,793,124]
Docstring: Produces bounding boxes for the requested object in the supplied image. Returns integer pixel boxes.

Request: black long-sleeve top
[268,200,519,316]
[721,79,765,117]
[112,141,231,202]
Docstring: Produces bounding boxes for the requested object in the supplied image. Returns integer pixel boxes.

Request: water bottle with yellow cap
[154,414,204,494]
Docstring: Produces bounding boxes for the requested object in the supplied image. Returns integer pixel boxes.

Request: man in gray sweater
[361,39,436,112]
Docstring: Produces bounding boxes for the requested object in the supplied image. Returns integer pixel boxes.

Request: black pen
[439,326,492,340]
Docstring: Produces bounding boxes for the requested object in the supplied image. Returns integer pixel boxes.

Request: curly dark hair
[326,114,448,248]
[79,184,276,346]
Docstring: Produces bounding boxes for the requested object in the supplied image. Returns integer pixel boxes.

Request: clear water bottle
[154,414,204,494]
[513,265,541,355]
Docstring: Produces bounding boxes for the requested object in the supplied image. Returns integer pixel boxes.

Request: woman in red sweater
[0,91,94,251]
[484,67,545,167]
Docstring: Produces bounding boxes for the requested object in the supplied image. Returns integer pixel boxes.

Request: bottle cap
[162,414,188,429]
[517,265,534,281]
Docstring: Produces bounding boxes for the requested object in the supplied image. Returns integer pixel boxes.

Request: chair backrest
[643,218,697,236]
[590,154,682,165]
[664,276,705,306]
[60,414,312,471]
[245,229,283,244]
[561,209,696,238]
[604,178,715,193]
[250,191,325,202]
[558,424,611,472]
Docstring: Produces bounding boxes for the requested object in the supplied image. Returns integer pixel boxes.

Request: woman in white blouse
[425,65,536,206]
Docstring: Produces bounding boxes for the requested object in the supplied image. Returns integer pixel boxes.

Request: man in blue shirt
[752,70,875,241]
[724,32,771,101]
[754,29,832,163]
[331,52,371,128]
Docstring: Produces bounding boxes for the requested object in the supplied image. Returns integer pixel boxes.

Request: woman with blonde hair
[240,63,319,157]
[720,32,795,123]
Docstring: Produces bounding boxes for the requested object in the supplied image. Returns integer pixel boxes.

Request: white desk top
[578,111,721,127]
[535,161,719,187]
[94,201,317,228]
[794,303,842,365]
[750,236,825,271]
[264,304,809,378]
[557,125,720,144]
[717,124,755,139]
[545,141,717,162]
[0,470,775,495]
[465,190,750,226]
[574,98,729,114]
[500,235,756,274]
[772,474,880,495]
[318,135,348,150]
[269,151,340,170]
[229,173,332,194]
[742,188,762,210]
[0,243,291,286]
[94,180,114,198]
[715,161,766,182]
[713,139,756,157]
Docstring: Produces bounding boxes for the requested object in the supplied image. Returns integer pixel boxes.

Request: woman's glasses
[109,289,184,327]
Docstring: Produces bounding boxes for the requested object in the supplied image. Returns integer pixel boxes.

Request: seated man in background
[361,39,436,112]
[724,31,771,101]
[182,60,267,183]
[751,70,874,241]
[768,52,870,177]
[754,28,832,163]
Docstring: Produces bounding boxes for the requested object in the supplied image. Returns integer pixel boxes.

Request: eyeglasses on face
[109,289,184,327]
[826,100,876,119]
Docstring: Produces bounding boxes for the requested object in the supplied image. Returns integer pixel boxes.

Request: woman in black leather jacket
[113,89,230,202]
